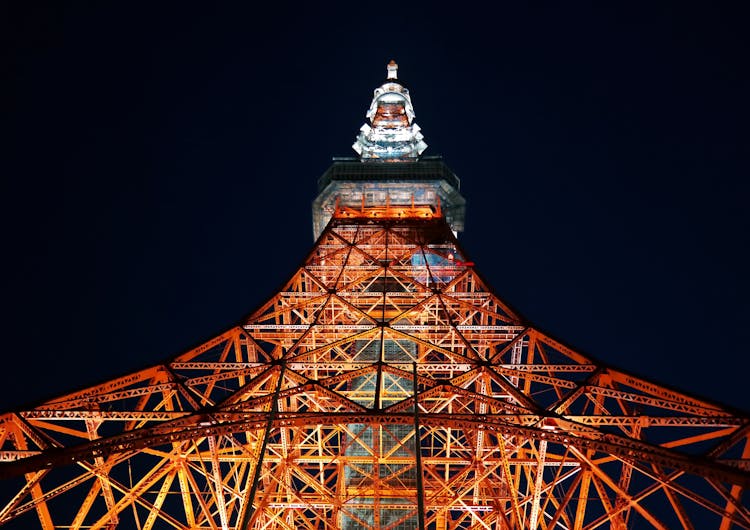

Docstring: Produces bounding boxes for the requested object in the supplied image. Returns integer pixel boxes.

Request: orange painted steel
[1,216,749,529]
[332,194,442,221]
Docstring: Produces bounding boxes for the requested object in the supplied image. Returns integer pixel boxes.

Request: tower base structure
[1,211,749,529]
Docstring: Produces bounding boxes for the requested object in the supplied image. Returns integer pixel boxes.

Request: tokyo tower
[1,60,749,529]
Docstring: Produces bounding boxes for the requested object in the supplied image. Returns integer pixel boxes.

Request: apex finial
[387,60,398,79]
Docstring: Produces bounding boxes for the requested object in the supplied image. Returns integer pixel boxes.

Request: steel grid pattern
[0,217,749,529]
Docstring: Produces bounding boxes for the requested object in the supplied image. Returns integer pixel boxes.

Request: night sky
[3,3,749,416]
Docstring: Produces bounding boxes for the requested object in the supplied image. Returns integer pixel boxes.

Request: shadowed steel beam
[413,363,426,530]
[239,364,285,530]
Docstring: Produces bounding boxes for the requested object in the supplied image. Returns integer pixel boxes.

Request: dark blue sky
[3,3,749,413]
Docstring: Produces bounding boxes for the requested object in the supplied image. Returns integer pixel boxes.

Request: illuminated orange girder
[1,216,749,529]
[333,194,442,222]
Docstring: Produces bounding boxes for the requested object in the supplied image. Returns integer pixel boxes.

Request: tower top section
[352,60,428,161]
[312,62,465,240]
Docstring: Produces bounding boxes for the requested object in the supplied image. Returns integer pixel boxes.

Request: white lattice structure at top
[352,60,428,161]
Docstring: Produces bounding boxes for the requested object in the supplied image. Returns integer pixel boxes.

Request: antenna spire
[387,59,398,79]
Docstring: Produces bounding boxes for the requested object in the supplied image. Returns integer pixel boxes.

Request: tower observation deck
[0,61,749,529]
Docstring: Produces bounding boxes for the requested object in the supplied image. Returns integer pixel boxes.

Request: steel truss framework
[1,216,749,529]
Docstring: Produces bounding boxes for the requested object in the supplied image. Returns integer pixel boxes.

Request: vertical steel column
[240,363,286,530]
[413,362,426,530]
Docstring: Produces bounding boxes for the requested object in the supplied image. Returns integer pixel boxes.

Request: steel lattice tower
[1,61,749,529]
